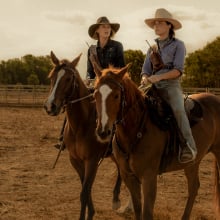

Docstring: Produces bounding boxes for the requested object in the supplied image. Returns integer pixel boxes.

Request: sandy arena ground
[0,107,217,219]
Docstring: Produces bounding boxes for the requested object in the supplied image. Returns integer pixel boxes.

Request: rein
[114,105,147,159]
[107,80,147,157]
[61,66,94,107]
[52,65,94,168]
[112,80,144,126]
[68,93,94,104]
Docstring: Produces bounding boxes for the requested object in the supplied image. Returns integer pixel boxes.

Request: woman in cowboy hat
[141,8,197,163]
[54,17,125,151]
[86,16,125,83]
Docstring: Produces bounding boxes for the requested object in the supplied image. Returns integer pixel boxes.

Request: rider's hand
[85,78,90,86]
[141,75,148,85]
[147,75,161,84]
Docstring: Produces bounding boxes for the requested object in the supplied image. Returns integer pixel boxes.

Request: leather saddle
[143,85,203,173]
[144,85,203,130]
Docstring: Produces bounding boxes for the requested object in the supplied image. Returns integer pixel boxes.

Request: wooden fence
[0,85,49,107]
[0,85,220,108]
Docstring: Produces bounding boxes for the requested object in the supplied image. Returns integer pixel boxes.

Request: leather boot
[179,142,197,163]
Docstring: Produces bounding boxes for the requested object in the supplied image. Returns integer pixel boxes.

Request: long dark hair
[166,21,175,38]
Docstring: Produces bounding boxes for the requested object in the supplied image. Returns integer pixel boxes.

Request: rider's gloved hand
[141,75,148,85]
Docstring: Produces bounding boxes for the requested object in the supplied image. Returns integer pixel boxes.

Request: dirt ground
[0,107,218,220]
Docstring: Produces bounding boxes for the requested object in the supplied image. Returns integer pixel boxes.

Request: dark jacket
[87,39,125,79]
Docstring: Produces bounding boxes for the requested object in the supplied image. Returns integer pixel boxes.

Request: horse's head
[44,51,82,116]
[93,63,131,143]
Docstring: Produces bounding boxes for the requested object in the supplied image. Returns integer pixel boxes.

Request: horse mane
[95,66,145,107]
[122,76,145,107]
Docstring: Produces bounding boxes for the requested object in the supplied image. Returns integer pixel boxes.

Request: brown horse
[44,51,122,220]
[93,64,220,220]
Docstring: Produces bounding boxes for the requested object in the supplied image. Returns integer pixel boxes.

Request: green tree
[0,54,52,85]
[0,61,9,84]
[124,50,145,85]
[22,54,52,85]
[183,36,220,87]
[27,73,40,85]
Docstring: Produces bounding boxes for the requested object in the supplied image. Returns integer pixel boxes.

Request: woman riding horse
[93,63,220,219]
[141,8,197,163]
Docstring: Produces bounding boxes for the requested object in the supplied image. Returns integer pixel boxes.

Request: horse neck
[114,96,146,154]
[66,79,95,129]
[117,90,146,138]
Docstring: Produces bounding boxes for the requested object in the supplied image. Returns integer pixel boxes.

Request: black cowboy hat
[88,16,120,40]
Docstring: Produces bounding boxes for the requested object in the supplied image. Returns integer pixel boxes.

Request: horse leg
[110,155,122,210]
[120,170,142,220]
[80,160,99,220]
[117,193,134,214]
[69,156,84,183]
[212,151,220,218]
[181,163,200,220]
[69,157,89,220]
[142,173,157,220]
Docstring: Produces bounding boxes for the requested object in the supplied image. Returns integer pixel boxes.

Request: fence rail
[0,85,49,107]
[0,85,220,107]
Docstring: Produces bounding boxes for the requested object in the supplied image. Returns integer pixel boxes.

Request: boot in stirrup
[179,142,197,163]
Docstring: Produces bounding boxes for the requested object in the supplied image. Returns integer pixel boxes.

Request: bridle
[54,64,93,110]
[96,78,127,125]
[96,78,147,156]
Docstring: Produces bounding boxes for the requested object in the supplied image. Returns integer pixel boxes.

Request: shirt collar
[155,37,174,48]
[97,39,112,48]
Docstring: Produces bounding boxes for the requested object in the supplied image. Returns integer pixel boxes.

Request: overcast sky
[1,0,220,77]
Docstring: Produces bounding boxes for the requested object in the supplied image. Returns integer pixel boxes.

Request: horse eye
[65,77,71,82]
[114,94,119,99]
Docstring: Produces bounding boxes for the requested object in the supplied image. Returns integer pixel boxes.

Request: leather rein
[58,65,94,110]
[104,79,147,158]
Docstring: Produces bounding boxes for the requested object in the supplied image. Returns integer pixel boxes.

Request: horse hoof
[112,200,121,210]
[116,205,133,215]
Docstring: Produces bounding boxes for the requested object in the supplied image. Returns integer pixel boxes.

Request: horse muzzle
[96,125,112,143]
[44,101,62,116]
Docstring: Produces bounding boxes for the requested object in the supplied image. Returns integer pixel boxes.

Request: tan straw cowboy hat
[145,8,182,30]
[88,16,120,40]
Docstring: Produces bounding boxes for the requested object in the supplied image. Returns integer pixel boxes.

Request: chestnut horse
[44,51,122,220]
[93,64,220,220]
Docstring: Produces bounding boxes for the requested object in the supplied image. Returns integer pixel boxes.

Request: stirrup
[178,143,197,164]
[54,142,65,151]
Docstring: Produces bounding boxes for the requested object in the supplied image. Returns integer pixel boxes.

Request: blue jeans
[156,80,196,150]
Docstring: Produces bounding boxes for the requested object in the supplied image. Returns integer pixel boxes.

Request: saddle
[145,85,203,130]
[144,85,203,173]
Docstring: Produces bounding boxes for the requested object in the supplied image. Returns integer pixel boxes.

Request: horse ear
[93,61,102,78]
[71,53,82,67]
[118,63,132,79]
[50,51,60,65]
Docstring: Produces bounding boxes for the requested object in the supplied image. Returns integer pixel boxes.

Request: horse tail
[214,158,220,217]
